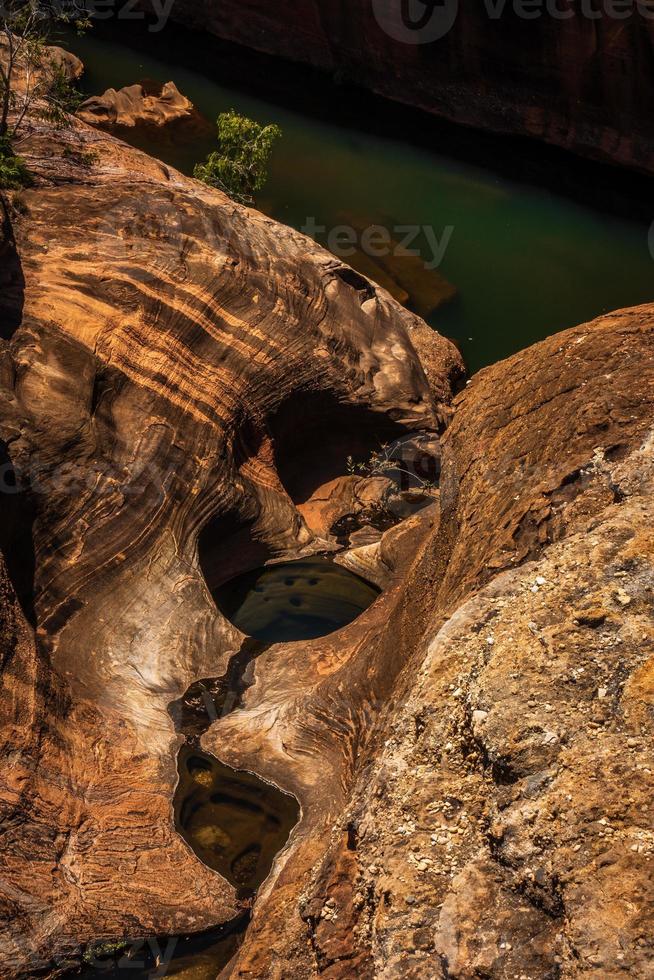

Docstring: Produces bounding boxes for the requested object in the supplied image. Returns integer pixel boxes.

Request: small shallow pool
[214,558,380,643]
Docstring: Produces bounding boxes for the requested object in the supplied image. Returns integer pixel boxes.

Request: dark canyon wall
[156,0,654,174]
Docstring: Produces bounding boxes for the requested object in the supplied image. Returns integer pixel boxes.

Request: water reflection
[175,746,300,900]
[214,558,380,643]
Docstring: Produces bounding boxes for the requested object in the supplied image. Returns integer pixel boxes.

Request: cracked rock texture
[257,309,654,979]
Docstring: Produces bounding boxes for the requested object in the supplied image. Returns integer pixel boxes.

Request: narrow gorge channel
[61,23,654,373]
[169,637,300,906]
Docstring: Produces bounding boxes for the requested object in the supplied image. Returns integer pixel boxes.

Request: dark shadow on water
[0,201,25,341]
[70,911,251,979]
[174,745,300,901]
[214,557,381,644]
[67,18,654,221]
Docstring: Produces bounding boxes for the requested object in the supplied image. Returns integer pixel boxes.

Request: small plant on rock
[346,444,438,492]
[194,109,282,206]
[63,143,99,167]
[40,59,84,126]
[0,135,30,188]
[0,0,89,188]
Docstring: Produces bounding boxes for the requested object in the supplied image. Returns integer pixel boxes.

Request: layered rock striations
[1,64,654,980]
[0,102,459,974]
[151,0,654,174]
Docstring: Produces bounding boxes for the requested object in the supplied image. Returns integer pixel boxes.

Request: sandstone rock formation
[1,51,654,980]
[44,46,84,84]
[148,0,654,175]
[0,38,83,96]
[221,307,654,979]
[0,95,459,975]
[77,80,197,130]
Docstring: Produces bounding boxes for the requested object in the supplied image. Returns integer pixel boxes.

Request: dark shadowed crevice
[168,637,269,740]
[168,634,300,898]
[0,203,25,341]
[198,507,273,594]
[0,441,36,626]
[269,390,415,504]
[332,265,376,300]
[70,910,251,978]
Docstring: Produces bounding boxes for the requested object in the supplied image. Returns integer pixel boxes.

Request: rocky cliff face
[1,79,654,980]
[154,0,654,174]
[265,307,654,978]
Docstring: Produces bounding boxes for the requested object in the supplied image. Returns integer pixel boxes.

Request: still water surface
[62,27,654,373]
[215,558,381,643]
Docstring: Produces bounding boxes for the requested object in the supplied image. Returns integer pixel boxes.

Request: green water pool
[60,26,654,372]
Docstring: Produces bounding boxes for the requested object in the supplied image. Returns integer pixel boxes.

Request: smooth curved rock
[0,39,83,96]
[1,46,653,980]
[77,80,197,129]
[46,45,84,83]
[0,98,461,974]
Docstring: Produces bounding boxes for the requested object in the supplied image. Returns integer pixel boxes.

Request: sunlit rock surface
[77,80,196,129]
[0,100,460,974]
[1,52,653,980]
[239,308,654,979]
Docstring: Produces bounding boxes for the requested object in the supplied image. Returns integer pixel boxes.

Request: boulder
[77,80,196,129]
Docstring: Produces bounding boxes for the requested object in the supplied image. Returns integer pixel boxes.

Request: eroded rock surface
[236,308,653,979]
[77,80,196,129]
[1,53,653,980]
[0,97,460,975]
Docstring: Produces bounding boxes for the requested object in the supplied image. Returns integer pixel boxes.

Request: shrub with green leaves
[194,110,282,206]
[0,136,31,189]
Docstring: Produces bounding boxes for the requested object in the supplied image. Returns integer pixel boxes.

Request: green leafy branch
[194,109,282,206]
